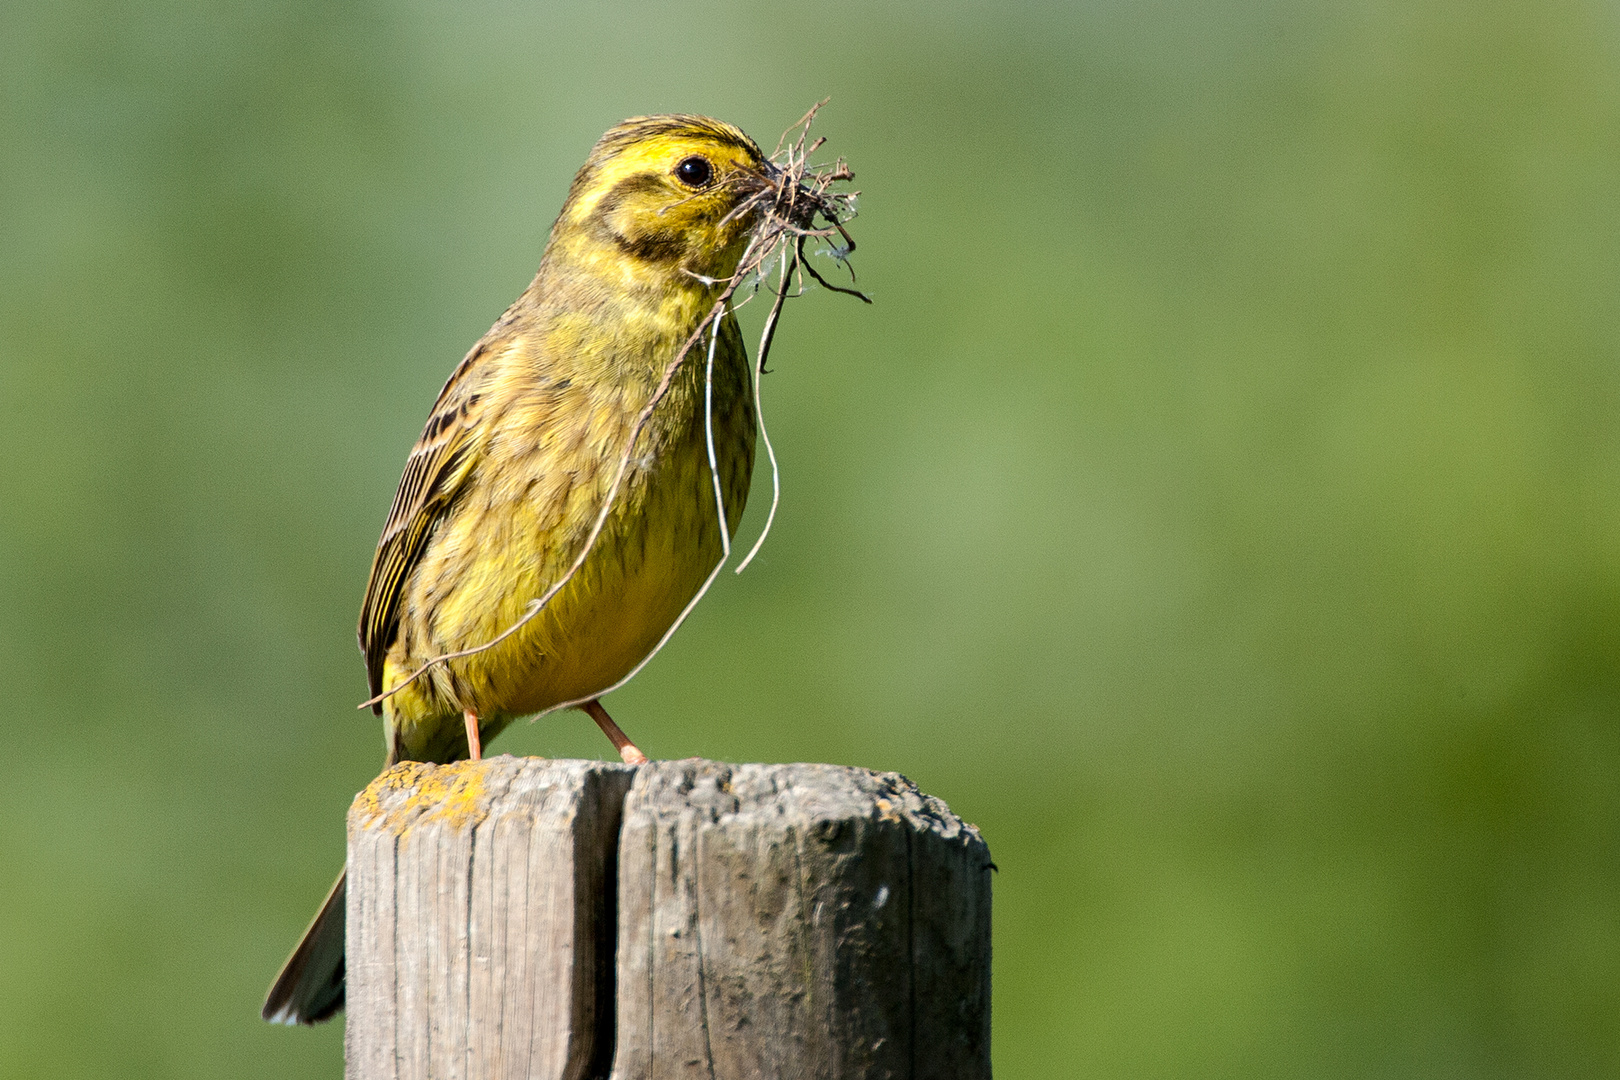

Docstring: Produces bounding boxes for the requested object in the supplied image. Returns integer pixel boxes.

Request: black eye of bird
[674,156,713,188]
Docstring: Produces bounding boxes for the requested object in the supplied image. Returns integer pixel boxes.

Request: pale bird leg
[464,709,483,761]
[584,700,648,765]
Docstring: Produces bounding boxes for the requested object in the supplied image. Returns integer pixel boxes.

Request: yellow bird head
[553,114,780,282]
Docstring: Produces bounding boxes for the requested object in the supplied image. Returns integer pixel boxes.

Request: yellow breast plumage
[380,306,755,762]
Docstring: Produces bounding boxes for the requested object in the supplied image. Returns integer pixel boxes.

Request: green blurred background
[3,0,1618,1076]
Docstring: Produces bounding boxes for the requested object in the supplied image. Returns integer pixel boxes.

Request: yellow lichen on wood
[351,760,490,838]
[874,796,902,824]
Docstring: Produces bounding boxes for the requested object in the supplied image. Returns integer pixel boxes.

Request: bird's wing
[357,339,496,711]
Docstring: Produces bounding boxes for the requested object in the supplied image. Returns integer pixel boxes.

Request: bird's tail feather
[262,870,346,1025]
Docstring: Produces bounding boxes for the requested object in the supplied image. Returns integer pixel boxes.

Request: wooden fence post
[344,757,992,1080]
[612,760,993,1080]
[344,757,635,1080]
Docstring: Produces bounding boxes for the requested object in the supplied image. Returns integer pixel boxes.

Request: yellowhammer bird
[262,111,861,1025]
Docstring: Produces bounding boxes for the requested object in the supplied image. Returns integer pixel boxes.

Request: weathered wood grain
[610,761,993,1080]
[344,757,992,1078]
[344,756,634,1080]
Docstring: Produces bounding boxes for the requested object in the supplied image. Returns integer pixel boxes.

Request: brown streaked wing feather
[358,340,494,711]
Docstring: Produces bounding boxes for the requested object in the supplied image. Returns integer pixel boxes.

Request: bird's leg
[464,709,483,761]
[583,699,648,765]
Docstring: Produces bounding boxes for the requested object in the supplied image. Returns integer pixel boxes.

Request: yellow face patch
[567,136,758,219]
[557,119,772,276]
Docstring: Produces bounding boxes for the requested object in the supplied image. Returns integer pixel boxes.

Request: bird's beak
[738,158,784,196]
[748,158,824,230]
